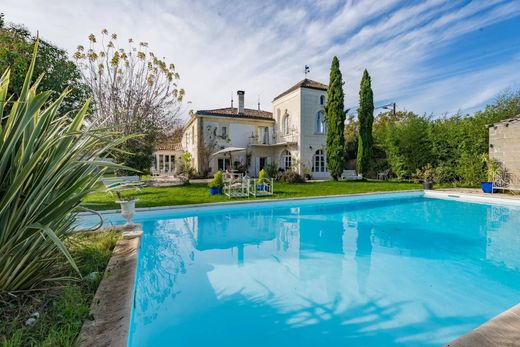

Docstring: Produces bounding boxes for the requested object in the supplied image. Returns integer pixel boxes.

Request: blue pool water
[127,192,520,346]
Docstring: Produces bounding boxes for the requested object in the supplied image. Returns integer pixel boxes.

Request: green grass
[0,232,119,347]
[83,180,421,210]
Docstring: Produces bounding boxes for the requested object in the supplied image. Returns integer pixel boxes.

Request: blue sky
[3,0,520,117]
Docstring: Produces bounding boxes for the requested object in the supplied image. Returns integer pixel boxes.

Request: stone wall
[489,118,520,181]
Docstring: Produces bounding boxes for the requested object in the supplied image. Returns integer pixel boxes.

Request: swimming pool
[125,192,520,346]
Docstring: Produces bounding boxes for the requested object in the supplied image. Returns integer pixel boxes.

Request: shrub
[257,169,267,184]
[413,163,434,183]
[433,164,456,184]
[0,42,122,291]
[263,162,278,179]
[175,152,196,182]
[279,171,305,183]
[208,170,224,188]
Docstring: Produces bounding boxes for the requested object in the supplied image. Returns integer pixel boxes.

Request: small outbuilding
[488,115,520,180]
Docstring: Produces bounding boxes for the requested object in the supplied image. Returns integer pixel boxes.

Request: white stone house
[155,79,331,179]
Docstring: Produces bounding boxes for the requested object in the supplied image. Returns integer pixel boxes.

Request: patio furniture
[224,170,244,181]
[377,170,390,180]
[250,177,274,197]
[492,175,520,194]
[224,176,250,198]
[341,170,363,180]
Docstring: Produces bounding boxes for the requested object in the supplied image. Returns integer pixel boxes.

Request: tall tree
[73,29,185,173]
[356,69,374,176]
[325,56,346,180]
[0,14,87,114]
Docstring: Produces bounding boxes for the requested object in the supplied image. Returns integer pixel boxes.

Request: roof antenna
[304,65,310,78]
[230,91,233,108]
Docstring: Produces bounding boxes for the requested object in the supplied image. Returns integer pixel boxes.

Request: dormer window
[316,111,326,134]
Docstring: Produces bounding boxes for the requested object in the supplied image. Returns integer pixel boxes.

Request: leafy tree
[372,89,520,184]
[0,15,87,114]
[344,115,358,159]
[376,112,432,179]
[74,29,185,173]
[325,56,346,180]
[356,69,374,176]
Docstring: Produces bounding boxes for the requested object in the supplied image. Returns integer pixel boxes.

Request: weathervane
[304,65,310,78]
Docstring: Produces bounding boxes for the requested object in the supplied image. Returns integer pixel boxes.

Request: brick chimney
[237,90,245,114]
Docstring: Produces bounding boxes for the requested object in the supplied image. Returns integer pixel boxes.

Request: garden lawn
[0,232,119,347]
[84,180,421,210]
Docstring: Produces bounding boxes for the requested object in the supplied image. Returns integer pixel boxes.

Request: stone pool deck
[77,225,142,347]
[434,187,520,201]
[447,303,520,347]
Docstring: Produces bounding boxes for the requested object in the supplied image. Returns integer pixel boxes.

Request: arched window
[316,111,326,133]
[320,95,325,105]
[282,113,290,135]
[313,149,326,173]
[281,150,292,170]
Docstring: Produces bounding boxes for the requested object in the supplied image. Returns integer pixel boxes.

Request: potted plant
[415,164,434,190]
[256,169,269,191]
[481,155,500,193]
[209,170,224,195]
[115,191,138,226]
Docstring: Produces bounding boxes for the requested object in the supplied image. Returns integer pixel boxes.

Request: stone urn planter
[116,199,137,226]
[422,181,433,190]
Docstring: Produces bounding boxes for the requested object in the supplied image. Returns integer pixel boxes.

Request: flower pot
[481,182,494,194]
[422,182,433,190]
[116,199,136,226]
[209,186,223,195]
[256,183,268,191]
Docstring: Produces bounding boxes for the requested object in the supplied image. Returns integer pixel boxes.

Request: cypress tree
[356,69,374,176]
[325,56,346,180]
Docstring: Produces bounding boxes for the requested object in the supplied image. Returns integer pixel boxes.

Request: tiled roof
[155,141,183,151]
[273,78,328,101]
[196,107,273,120]
[488,114,520,127]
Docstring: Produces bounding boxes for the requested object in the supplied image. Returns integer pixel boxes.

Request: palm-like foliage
[0,42,122,292]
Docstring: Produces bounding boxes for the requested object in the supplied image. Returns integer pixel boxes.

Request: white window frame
[281,150,292,170]
[316,111,326,134]
[312,149,326,173]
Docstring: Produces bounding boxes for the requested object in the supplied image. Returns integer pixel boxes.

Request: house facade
[154,79,331,179]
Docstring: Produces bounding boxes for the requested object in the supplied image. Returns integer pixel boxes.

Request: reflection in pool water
[128,195,520,347]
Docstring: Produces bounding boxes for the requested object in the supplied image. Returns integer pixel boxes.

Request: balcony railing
[249,133,298,145]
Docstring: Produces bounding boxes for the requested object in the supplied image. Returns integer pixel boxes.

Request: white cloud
[2,0,519,119]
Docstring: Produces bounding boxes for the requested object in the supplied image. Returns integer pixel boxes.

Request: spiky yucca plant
[0,41,123,292]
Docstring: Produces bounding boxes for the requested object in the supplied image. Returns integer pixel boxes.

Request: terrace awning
[211,147,246,157]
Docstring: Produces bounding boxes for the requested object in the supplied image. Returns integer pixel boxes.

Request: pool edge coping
[77,228,141,347]
[424,190,520,206]
[80,189,425,218]
[446,303,520,346]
